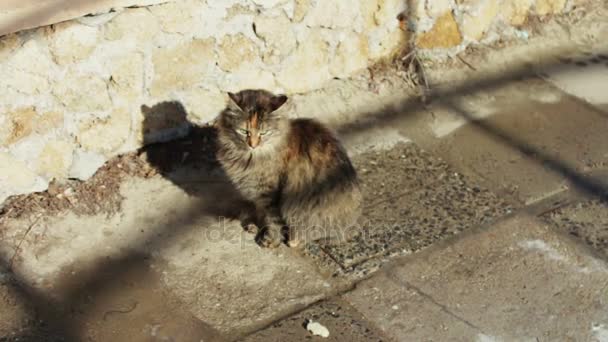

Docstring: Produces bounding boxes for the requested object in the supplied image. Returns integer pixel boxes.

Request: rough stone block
[0,33,22,61]
[0,38,54,96]
[305,0,362,30]
[416,11,462,49]
[104,7,160,42]
[222,66,278,93]
[277,30,330,93]
[151,38,216,97]
[536,0,568,15]
[293,0,310,22]
[374,0,407,27]
[180,88,227,124]
[368,25,407,60]
[109,52,145,103]
[330,33,369,78]
[217,34,259,72]
[461,0,501,41]
[53,72,112,113]
[426,0,454,18]
[68,149,107,181]
[500,0,533,26]
[148,0,202,34]
[77,108,131,155]
[0,152,47,204]
[0,108,63,147]
[0,108,36,147]
[359,0,379,30]
[36,140,74,181]
[254,13,296,59]
[45,21,99,65]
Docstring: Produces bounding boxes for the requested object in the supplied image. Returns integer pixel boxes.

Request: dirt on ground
[0,154,152,222]
[0,125,220,224]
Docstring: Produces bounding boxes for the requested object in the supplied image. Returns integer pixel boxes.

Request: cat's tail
[282,180,363,246]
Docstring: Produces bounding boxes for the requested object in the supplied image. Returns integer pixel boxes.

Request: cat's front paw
[241,222,259,234]
[255,227,282,248]
[287,238,302,249]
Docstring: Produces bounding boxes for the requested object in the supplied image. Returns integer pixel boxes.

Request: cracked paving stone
[543,199,608,260]
[305,143,514,278]
[343,214,608,341]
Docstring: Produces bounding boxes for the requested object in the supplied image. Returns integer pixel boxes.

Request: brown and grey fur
[215,89,362,248]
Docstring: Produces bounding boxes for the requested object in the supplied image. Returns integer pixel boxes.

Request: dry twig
[9,214,42,269]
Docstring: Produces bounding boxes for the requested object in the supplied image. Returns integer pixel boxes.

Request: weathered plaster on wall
[0,0,588,204]
[0,0,406,204]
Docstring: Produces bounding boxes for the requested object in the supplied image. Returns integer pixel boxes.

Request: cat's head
[218,89,288,152]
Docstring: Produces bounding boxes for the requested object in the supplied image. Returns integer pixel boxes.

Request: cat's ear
[228,92,241,105]
[226,92,243,112]
[269,94,288,112]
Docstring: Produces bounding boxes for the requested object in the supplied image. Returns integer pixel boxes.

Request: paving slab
[544,197,608,260]
[306,142,513,279]
[425,79,608,205]
[538,48,608,112]
[344,214,608,341]
[242,299,388,342]
[0,172,341,340]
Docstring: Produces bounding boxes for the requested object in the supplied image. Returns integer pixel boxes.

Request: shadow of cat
[139,101,253,225]
[138,100,361,247]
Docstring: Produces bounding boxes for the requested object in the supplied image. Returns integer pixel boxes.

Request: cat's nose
[248,135,260,148]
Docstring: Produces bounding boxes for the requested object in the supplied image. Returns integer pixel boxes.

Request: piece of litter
[306,320,330,338]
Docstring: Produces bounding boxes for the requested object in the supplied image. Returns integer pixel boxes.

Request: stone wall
[0,0,587,204]
[410,0,586,51]
[0,0,407,204]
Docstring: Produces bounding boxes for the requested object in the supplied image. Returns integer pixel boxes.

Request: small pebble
[306,320,330,338]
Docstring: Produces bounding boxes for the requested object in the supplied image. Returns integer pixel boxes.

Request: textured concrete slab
[544,197,608,260]
[242,299,388,341]
[539,49,608,110]
[428,79,608,205]
[344,215,608,341]
[306,142,513,279]
[0,173,340,340]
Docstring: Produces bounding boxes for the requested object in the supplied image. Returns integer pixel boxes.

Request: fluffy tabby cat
[216,89,362,248]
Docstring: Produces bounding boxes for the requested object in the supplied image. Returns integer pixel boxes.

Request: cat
[215,89,362,248]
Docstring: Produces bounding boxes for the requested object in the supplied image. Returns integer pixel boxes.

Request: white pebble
[306,321,330,338]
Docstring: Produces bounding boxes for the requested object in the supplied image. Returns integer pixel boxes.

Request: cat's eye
[260,130,272,136]
[236,128,249,136]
